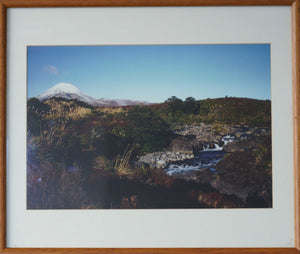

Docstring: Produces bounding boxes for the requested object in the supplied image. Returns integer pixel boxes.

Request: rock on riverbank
[136,151,194,169]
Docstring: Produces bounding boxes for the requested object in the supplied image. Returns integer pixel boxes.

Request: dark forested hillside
[144,96,271,129]
[196,97,271,126]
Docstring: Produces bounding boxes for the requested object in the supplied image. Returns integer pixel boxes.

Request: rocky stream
[136,123,272,203]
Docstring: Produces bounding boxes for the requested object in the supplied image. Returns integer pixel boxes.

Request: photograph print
[27,44,272,209]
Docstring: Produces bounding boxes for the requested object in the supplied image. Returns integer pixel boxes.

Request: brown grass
[114,145,137,176]
[96,106,127,115]
[45,100,92,120]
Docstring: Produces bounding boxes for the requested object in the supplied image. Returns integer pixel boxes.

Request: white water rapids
[165,135,235,175]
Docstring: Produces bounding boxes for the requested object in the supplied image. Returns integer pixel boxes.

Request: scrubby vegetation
[156,96,271,128]
[27,96,272,209]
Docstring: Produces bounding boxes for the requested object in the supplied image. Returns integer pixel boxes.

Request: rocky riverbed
[136,151,194,169]
[172,123,270,152]
[136,123,271,171]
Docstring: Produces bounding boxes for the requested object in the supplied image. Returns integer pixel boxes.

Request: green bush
[125,106,172,153]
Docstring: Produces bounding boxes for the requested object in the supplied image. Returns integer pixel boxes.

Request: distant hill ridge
[36,82,150,107]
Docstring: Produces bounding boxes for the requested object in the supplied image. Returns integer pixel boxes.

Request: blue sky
[27,44,271,102]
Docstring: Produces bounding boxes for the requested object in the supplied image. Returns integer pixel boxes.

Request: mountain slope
[36,83,150,107]
[37,83,97,105]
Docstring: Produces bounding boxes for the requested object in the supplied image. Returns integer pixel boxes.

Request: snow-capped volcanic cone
[36,82,150,107]
[36,82,97,105]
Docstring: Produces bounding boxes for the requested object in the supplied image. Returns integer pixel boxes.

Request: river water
[164,135,234,176]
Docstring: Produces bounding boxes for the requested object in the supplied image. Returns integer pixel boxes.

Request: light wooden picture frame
[0,0,299,253]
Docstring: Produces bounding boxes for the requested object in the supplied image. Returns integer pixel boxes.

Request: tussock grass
[45,100,92,120]
[96,107,127,115]
[114,145,137,176]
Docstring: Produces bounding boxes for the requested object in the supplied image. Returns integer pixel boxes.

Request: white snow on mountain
[36,82,150,107]
[36,82,97,105]
[40,82,81,96]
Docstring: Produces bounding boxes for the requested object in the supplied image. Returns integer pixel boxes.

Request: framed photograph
[1,0,299,253]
